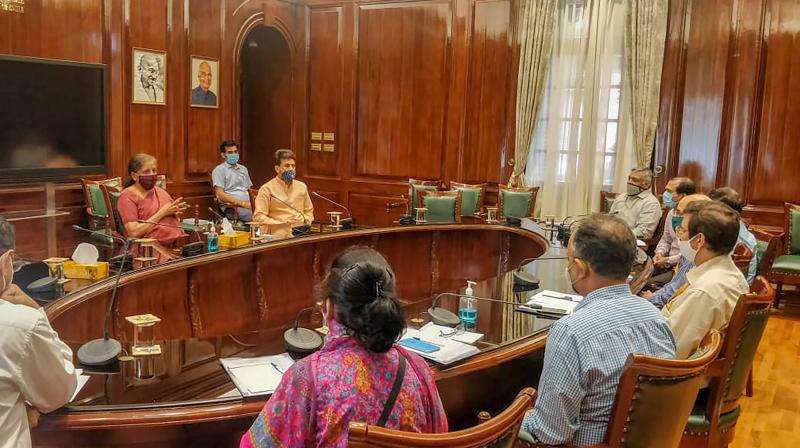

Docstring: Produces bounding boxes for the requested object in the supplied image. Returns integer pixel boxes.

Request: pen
[541,293,580,302]
[270,362,285,374]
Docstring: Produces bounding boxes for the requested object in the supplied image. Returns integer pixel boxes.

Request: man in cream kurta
[662,201,749,358]
[253,149,314,239]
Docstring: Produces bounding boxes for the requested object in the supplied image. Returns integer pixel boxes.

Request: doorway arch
[239,25,293,184]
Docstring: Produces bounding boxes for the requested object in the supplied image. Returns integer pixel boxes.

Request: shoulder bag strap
[377,352,407,427]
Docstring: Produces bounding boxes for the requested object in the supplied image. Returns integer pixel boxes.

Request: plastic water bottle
[459,280,478,328]
[207,226,219,253]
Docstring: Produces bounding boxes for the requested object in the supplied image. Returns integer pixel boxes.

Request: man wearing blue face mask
[212,140,254,221]
[254,149,314,239]
[648,177,696,288]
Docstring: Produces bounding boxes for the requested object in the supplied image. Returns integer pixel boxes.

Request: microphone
[512,256,569,291]
[283,306,323,355]
[207,207,225,221]
[72,224,136,245]
[427,292,523,327]
[269,193,311,236]
[137,220,203,257]
[386,195,413,225]
[311,191,353,229]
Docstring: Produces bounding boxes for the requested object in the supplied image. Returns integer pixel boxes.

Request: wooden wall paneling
[442,0,472,183]
[716,0,768,196]
[348,191,406,227]
[460,0,514,184]
[310,190,343,221]
[126,0,170,177]
[306,5,343,179]
[4,0,104,62]
[675,0,733,193]
[749,0,800,207]
[185,0,223,178]
[353,1,451,180]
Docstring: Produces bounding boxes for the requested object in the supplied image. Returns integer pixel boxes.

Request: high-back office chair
[680,276,774,448]
[762,202,800,307]
[348,387,535,448]
[519,332,722,448]
[497,185,538,221]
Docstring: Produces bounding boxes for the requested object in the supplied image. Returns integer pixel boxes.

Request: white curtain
[524,0,635,219]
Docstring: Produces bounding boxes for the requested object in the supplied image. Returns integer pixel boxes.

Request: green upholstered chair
[450,182,486,217]
[418,190,462,224]
[519,332,722,448]
[80,177,122,230]
[408,179,440,213]
[764,203,800,307]
[497,185,538,220]
[348,387,535,448]
[679,276,774,448]
[99,183,126,240]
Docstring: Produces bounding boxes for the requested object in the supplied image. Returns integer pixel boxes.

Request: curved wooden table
[32,222,650,447]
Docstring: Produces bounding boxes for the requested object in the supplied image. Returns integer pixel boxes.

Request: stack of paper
[220,353,294,397]
[70,369,91,402]
[517,290,583,316]
[401,327,480,365]
[418,322,484,344]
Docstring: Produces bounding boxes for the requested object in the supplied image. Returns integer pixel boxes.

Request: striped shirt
[522,284,676,445]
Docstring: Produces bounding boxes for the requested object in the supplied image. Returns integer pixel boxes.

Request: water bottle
[459,280,478,328]
[207,226,219,253]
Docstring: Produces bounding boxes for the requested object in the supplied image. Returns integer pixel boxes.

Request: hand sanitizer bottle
[459,280,478,328]
[207,226,219,253]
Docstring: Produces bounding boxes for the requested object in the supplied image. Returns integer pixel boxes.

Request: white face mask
[564,263,579,295]
[678,235,699,264]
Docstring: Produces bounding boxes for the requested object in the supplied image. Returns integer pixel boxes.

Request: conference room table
[32,219,652,447]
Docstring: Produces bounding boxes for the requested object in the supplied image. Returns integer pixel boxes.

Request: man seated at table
[642,194,711,309]
[609,168,663,263]
[649,177,696,287]
[707,187,757,284]
[212,140,253,222]
[0,221,77,448]
[521,214,676,445]
[253,149,314,239]
[663,201,749,358]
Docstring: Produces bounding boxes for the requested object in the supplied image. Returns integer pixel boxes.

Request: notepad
[220,353,294,397]
[70,369,91,403]
[517,290,583,316]
[419,322,484,345]
[402,328,480,365]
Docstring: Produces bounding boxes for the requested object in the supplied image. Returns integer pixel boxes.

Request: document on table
[402,327,480,365]
[418,322,484,344]
[70,369,91,402]
[220,353,295,397]
[517,290,583,316]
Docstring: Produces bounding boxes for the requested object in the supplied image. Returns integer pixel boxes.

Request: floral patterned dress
[241,320,448,447]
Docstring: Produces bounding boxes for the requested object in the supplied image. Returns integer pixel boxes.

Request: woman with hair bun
[242,246,448,447]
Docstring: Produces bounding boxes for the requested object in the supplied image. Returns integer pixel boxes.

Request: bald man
[191,61,217,106]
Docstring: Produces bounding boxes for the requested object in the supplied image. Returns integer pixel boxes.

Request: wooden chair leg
[746,367,753,397]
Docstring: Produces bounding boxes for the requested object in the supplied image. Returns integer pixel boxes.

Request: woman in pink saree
[241,247,448,448]
[116,154,187,265]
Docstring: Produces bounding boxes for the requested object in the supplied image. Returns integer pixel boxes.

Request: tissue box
[63,260,109,280]
[218,231,250,249]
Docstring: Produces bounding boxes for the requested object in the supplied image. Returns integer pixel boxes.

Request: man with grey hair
[609,168,663,261]
[521,214,676,445]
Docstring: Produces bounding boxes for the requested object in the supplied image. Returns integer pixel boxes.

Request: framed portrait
[190,56,219,109]
[132,48,167,105]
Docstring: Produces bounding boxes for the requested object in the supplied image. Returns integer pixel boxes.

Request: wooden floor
[731,301,800,447]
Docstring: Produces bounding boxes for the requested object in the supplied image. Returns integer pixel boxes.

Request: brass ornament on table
[485,206,499,224]
[328,211,343,231]
[414,207,428,224]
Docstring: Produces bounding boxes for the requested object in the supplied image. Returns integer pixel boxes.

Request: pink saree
[241,320,448,448]
[117,186,185,264]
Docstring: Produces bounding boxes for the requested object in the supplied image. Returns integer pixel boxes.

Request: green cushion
[685,397,740,434]
[501,190,532,219]
[411,185,437,209]
[790,208,800,255]
[771,255,800,274]
[603,196,615,213]
[110,192,125,235]
[453,187,481,216]
[423,196,457,224]
[87,184,108,217]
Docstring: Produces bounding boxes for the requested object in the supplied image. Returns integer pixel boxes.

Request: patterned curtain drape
[625,0,668,169]
[509,0,558,187]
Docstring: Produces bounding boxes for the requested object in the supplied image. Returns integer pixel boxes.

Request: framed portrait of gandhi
[132,48,167,105]
[190,56,219,108]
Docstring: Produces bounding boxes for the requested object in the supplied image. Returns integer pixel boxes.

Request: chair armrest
[760,232,786,277]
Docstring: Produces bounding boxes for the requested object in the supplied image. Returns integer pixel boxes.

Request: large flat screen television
[0,55,107,184]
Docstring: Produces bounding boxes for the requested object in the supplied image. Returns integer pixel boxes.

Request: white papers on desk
[419,322,484,345]
[220,353,294,397]
[517,290,583,316]
[402,328,480,365]
[70,369,91,403]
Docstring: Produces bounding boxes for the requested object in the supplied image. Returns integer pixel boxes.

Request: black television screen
[0,55,107,184]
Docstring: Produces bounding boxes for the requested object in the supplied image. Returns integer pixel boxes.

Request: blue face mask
[226,153,239,165]
[663,191,676,208]
[281,169,296,182]
[671,216,683,232]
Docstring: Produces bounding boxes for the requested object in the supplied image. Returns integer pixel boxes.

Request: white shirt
[655,208,681,265]
[661,255,749,358]
[0,301,77,448]
[609,190,663,240]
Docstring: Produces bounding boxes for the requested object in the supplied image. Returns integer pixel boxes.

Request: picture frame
[132,47,167,105]
[189,55,219,109]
